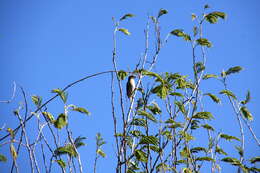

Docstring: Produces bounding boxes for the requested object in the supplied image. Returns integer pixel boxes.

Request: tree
[0,4,259,173]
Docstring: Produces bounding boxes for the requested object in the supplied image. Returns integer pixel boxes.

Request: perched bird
[126,75,136,100]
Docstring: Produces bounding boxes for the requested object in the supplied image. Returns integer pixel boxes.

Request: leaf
[220,133,240,141]
[97,149,106,158]
[72,106,90,116]
[74,136,86,148]
[135,150,148,162]
[225,66,243,75]
[191,13,196,21]
[146,102,162,115]
[221,157,241,166]
[241,90,251,105]
[193,26,198,37]
[0,154,7,162]
[10,144,17,160]
[203,74,218,80]
[54,113,67,129]
[118,28,131,35]
[54,144,77,157]
[156,163,168,172]
[205,11,226,24]
[51,88,68,104]
[196,38,212,48]
[215,146,227,155]
[191,120,200,130]
[120,13,135,21]
[192,112,214,120]
[204,93,221,103]
[204,4,210,9]
[250,156,260,164]
[201,124,215,131]
[170,29,191,41]
[141,70,163,83]
[180,131,194,142]
[219,89,237,100]
[170,92,184,97]
[240,106,253,121]
[42,112,55,123]
[170,29,185,37]
[31,95,42,107]
[158,8,168,18]
[175,101,186,114]
[117,70,128,80]
[180,146,190,158]
[130,118,146,127]
[139,136,159,146]
[190,147,207,153]
[151,84,168,99]
[138,110,157,122]
[196,157,215,162]
[235,146,244,157]
[194,62,205,73]
[56,160,66,168]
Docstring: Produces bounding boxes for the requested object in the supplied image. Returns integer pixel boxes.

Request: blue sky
[0,0,259,172]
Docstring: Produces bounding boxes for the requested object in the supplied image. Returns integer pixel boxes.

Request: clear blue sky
[0,0,259,172]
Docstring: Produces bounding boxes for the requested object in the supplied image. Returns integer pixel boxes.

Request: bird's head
[128,75,136,80]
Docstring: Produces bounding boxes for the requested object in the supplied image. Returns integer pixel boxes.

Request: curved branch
[0,70,114,142]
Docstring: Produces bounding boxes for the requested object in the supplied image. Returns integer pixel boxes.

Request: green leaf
[240,106,253,121]
[151,84,168,99]
[130,118,146,127]
[175,101,186,114]
[141,70,163,83]
[171,29,185,37]
[117,70,128,80]
[71,106,90,116]
[225,66,243,75]
[235,146,244,157]
[118,28,131,35]
[190,147,207,153]
[10,144,17,160]
[139,136,159,146]
[135,150,148,162]
[42,112,55,123]
[56,160,66,168]
[196,157,215,162]
[205,11,226,24]
[158,8,168,18]
[0,154,7,162]
[31,95,42,107]
[54,144,77,157]
[146,102,162,115]
[191,120,200,130]
[156,163,168,172]
[130,130,142,137]
[180,131,194,142]
[192,112,214,120]
[196,38,212,48]
[74,136,86,148]
[97,149,106,158]
[191,13,196,21]
[180,146,190,158]
[221,157,241,166]
[138,110,157,122]
[170,92,184,97]
[203,74,218,80]
[120,13,135,21]
[215,146,227,155]
[170,29,191,41]
[241,90,251,105]
[250,156,260,164]
[194,62,205,73]
[54,113,67,129]
[204,4,210,9]
[204,93,221,103]
[201,124,215,131]
[51,88,68,104]
[220,133,240,141]
[219,89,237,100]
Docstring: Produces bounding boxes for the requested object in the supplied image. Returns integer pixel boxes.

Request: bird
[126,75,136,100]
